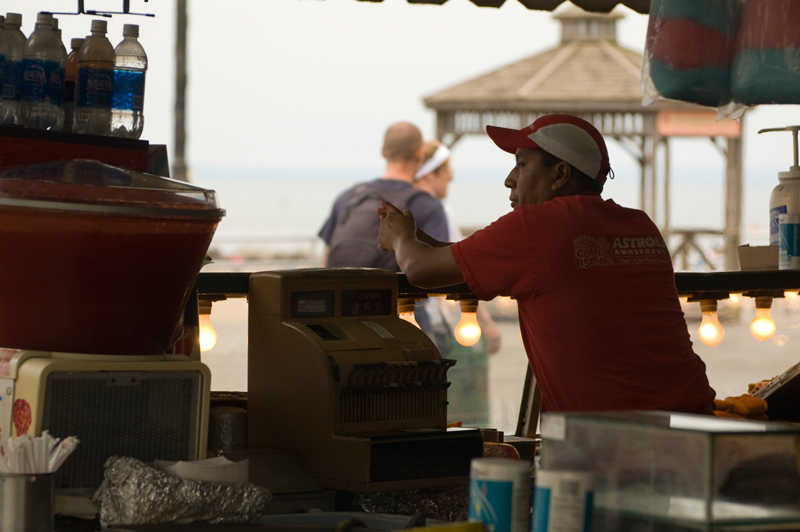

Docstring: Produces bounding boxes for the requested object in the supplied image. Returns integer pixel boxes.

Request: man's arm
[378,201,465,289]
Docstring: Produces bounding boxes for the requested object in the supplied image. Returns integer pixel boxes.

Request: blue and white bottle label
[470,478,515,532]
[469,458,532,532]
[21,59,64,105]
[779,213,800,270]
[76,66,114,109]
[532,470,594,532]
[2,60,22,100]
[112,69,145,111]
[770,205,788,246]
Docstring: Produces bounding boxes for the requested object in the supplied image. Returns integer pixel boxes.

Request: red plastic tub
[0,159,225,355]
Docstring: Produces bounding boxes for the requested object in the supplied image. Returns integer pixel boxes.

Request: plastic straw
[0,433,79,474]
[20,435,36,473]
[0,449,9,474]
[48,436,79,473]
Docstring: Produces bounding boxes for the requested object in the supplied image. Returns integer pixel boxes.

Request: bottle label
[532,471,594,532]
[770,205,787,246]
[2,60,22,101]
[76,66,114,109]
[112,69,145,111]
[0,55,5,94]
[779,213,800,270]
[21,59,64,105]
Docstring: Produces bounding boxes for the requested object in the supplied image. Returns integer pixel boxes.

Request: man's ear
[551,161,572,190]
[415,146,425,165]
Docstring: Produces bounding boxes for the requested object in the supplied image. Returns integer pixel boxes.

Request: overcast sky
[7,0,800,181]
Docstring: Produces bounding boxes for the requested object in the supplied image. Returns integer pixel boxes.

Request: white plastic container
[761,126,800,270]
[469,457,532,532]
[532,470,594,532]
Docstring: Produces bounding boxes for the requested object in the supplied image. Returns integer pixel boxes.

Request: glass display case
[539,410,800,531]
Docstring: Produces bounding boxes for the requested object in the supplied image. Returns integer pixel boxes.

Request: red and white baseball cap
[486,114,611,185]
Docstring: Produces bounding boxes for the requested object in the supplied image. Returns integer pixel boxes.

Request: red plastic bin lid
[0,159,225,218]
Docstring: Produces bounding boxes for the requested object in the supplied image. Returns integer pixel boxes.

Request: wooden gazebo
[422,5,744,270]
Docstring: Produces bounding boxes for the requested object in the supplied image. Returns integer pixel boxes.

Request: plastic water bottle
[1,13,26,126]
[111,24,147,139]
[62,37,83,133]
[0,16,8,106]
[51,18,67,56]
[20,12,66,130]
[74,19,114,136]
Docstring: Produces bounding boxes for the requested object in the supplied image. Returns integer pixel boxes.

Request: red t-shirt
[451,194,716,415]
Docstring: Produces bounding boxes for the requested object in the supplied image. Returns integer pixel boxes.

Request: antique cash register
[247,268,483,492]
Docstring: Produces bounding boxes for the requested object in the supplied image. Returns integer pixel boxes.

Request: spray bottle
[760,125,800,269]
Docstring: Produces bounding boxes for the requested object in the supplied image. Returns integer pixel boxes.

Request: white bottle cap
[122,24,139,38]
[71,37,85,49]
[5,13,21,27]
[91,19,107,34]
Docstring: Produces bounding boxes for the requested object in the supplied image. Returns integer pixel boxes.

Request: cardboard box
[738,244,779,270]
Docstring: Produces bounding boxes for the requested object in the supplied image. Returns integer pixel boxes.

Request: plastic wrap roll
[732,0,800,105]
[644,0,742,107]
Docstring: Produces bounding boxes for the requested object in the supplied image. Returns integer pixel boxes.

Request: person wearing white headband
[414,142,454,234]
[378,114,716,417]
[415,142,452,195]
[413,139,501,426]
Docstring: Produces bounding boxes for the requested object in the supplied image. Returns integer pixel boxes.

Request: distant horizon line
[187,164,781,186]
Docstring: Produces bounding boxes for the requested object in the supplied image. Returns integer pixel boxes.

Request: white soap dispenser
[760,126,800,269]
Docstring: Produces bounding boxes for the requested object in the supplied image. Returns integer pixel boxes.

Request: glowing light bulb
[397,298,420,329]
[697,300,724,347]
[750,297,776,341]
[199,314,217,352]
[454,300,481,347]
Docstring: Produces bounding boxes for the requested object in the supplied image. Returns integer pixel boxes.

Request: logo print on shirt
[612,236,670,265]
[574,236,614,269]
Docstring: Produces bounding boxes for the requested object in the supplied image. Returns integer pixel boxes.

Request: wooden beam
[725,133,744,270]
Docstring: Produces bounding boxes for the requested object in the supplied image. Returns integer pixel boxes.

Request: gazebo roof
[424,40,643,112]
[423,5,650,113]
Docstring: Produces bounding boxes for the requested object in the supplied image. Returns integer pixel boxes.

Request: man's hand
[378,200,417,252]
[377,200,465,289]
[377,200,399,221]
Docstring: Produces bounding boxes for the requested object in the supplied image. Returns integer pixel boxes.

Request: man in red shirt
[377,114,716,415]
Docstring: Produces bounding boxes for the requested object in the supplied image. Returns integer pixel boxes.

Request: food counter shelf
[193,270,800,301]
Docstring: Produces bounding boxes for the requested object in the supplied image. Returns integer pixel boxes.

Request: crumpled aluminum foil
[93,456,271,528]
[351,485,469,522]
